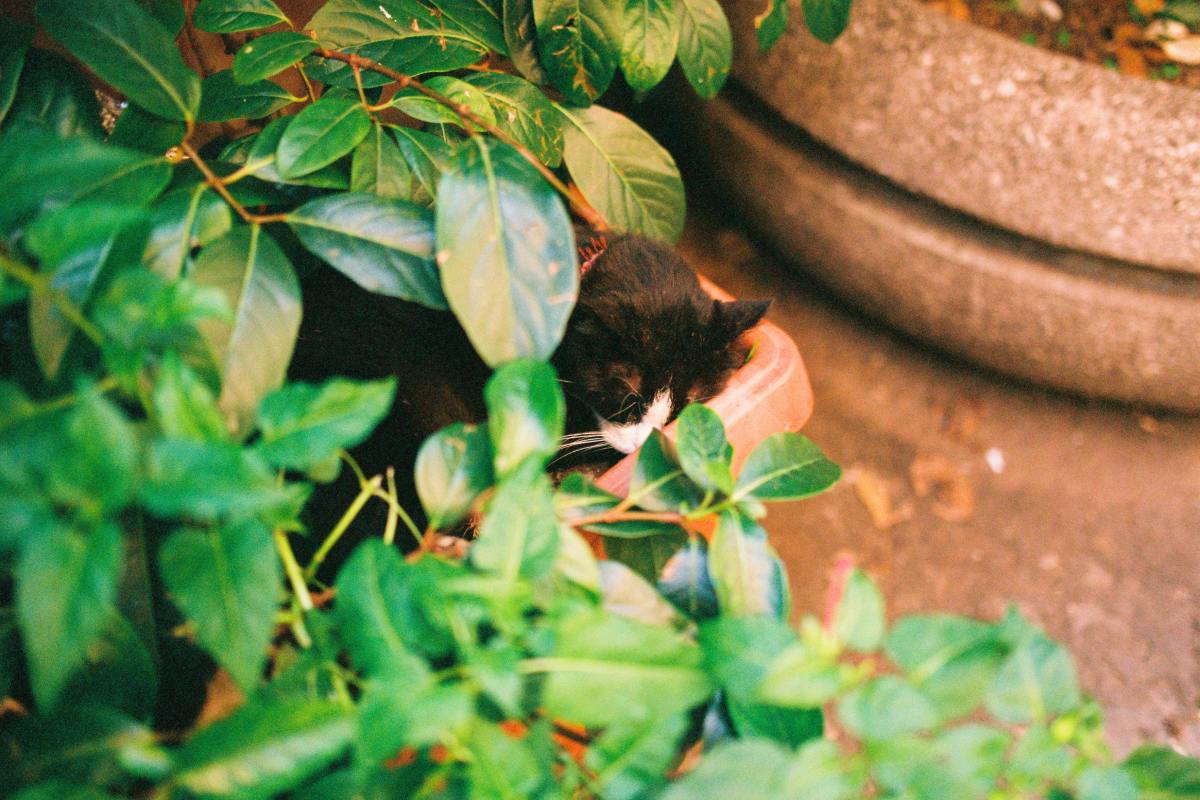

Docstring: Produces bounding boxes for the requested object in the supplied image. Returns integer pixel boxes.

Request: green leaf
[677,0,732,98]
[287,192,444,308]
[661,740,793,799]
[599,560,685,627]
[172,697,353,800]
[837,675,938,741]
[231,116,350,189]
[391,75,497,128]
[986,630,1081,724]
[674,403,734,494]
[1077,766,1138,800]
[484,359,565,477]
[232,31,317,83]
[785,738,861,799]
[351,123,415,199]
[628,430,705,512]
[1122,745,1200,798]
[586,713,688,800]
[758,639,843,707]
[555,522,602,591]
[533,0,621,105]
[56,615,157,722]
[503,0,549,83]
[934,725,1010,798]
[0,18,33,128]
[733,431,841,502]
[802,0,851,43]
[427,0,508,54]
[622,0,682,91]
[535,606,713,726]
[108,103,186,153]
[136,0,185,33]
[708,511,789,618]
[472,459,560,581]
[465,720,551,798]
[886,615,1007,721]
[191,225,302,430]
[1164,0,1200,25]
[159,519,280,690]
[460,72,564,166]
[36,0,200,121]
[559,102,685,242]
[194,0,289,33]
[198,69,297,122]
[556,472,681,538]
[275,95,371,179]
[755,0,788,51]
[1008,725,1072,786]
[833,567,885,653]
[255,377,396,475]
[605,529,688,584]
[142,185,233,281]
[140,437,308,523]
[335,539,455,668]
[415,421,495,530]
[436,137,576,365]
[657,536,718,619]
[152,351,228,441]
[390,124,453,205]
[4,50,104,139]
[0,608,18,699]
[17,522,123,707]
[357,680,470,761]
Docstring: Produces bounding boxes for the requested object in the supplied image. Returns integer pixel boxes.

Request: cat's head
[554,234,770,455]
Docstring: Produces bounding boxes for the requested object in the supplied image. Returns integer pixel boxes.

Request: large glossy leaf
[198,70,298,122]
[108,103,185,153]
[677,0,732,98]
[5,50,104,139]
[658,536,718,619]
[136,0,185,33]
[190,225,302,430]
[287,192,444,307]
[391,75,496,128]
[152,351,228,441]
[435,137,576,365]
[532,0,621,105]
[733,431,841,502]
[36,0,200,121]
[275,96,371,179]
[0,19,32,128]
[707,511,789,618]
[17,522,123,707]
[755,0,788,51]
[674,403,734,494]
[803,0,852,44]
[141,185,233,281]
[472,459,560,581]
[172,698,354,800]
[390,124,453,205]
[194,0,290,33]
[622,0,682,91]
[427,0,508,54]
[232,31,317,84]
[483,359,565,477]
[232,116,350,190]
[415,421,494,530]
[533,607,713,726]
[461,71,565,166]
[256,378,396,473]
[503,0,549,83]
[159,519,280,690]
[559,103,685,242]
[350,123,414,199]
[335,539,454,668]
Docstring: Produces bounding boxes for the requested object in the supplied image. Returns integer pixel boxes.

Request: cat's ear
[713,298,771,339]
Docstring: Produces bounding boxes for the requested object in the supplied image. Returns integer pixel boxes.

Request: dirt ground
[678,214,1200,757]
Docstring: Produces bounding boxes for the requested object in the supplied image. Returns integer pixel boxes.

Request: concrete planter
[692,0,1200,411]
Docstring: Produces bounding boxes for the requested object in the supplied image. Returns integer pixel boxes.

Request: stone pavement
[679,216,1200,757]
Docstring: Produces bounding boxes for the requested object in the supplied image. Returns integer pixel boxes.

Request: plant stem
[295,63,317,103]
[275,529,314,611]
[382,467,398,546]
[568,509,685,530]
[179,140,287,225]
[0,252,105,347]
[306,474,382,578]
[313,47,609,231]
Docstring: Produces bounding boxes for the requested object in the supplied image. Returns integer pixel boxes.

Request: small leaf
[605,529,688,584]
[472,460,560,581]
[833,567,885,652]
[391,75,496,128]
[275,96,371,179]
[533,0,621,105]
[17,522,123,708]
[986,630,1081,724]
[465,720,550,798]
[287,192,444,308]
[755,0,788,51]
[886,614,1007,721]
[836,675,938,741]
[758,639,843,707]
[36,0,201,121]
[436,137,576,365]
[193,0,289,33]
[802,0,851,44]
[141,184,233,281]
[159,519,280,690]
[1077,766,1138,800]
[190,225,302,430]
[658,536,719,619]
[461,72,565,166]
[233,116,350,189]
[1122,745,1200,798]
[622,0,682,91]
[484,359,565,477]
[660,740,793,799]
[708,510,790,618]
[256,377,397,474]
[677,0,732,98]
[733,431,841,502]
[628,430,705,513]
[350,123,415,200]
[674,403,734,494]
[232,31,317,83]
[172,697,353,799]
[586,713,688,800]
[599,560,685,628]
[198,70,298,122]
[415,422,495,530]
[152,351,228,441]
[559,102,685,242]
[391,124,454,205]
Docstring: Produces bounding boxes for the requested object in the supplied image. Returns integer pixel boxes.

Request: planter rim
[723,0,1200,277]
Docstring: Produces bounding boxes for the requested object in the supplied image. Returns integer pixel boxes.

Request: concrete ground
[678,215,1200,757]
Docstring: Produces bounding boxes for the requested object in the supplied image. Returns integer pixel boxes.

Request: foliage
[0,0,1194,798]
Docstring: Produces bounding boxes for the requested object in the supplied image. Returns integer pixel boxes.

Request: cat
[289,230,769,568]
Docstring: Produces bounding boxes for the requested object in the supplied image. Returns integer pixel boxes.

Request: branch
[0,252,105,347]
[567,509,685,530]
[314,48,609,232]
[179,141,287,225]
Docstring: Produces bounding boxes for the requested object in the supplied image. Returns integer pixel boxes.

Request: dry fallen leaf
[909,453,976,523]
[852,467,914,530]
[1161,36,1200,64]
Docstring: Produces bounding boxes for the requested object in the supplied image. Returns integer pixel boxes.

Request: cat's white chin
[598,391,671,454]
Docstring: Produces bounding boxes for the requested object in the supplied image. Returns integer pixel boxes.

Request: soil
[924,0,1200,87]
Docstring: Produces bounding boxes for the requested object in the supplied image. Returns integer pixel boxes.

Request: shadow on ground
[679,213,1200,757]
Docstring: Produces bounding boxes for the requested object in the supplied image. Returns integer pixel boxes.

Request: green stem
[0,252,105,347]
[275,529,314,611]
[0,375,120,434]
[306,474,382,578]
